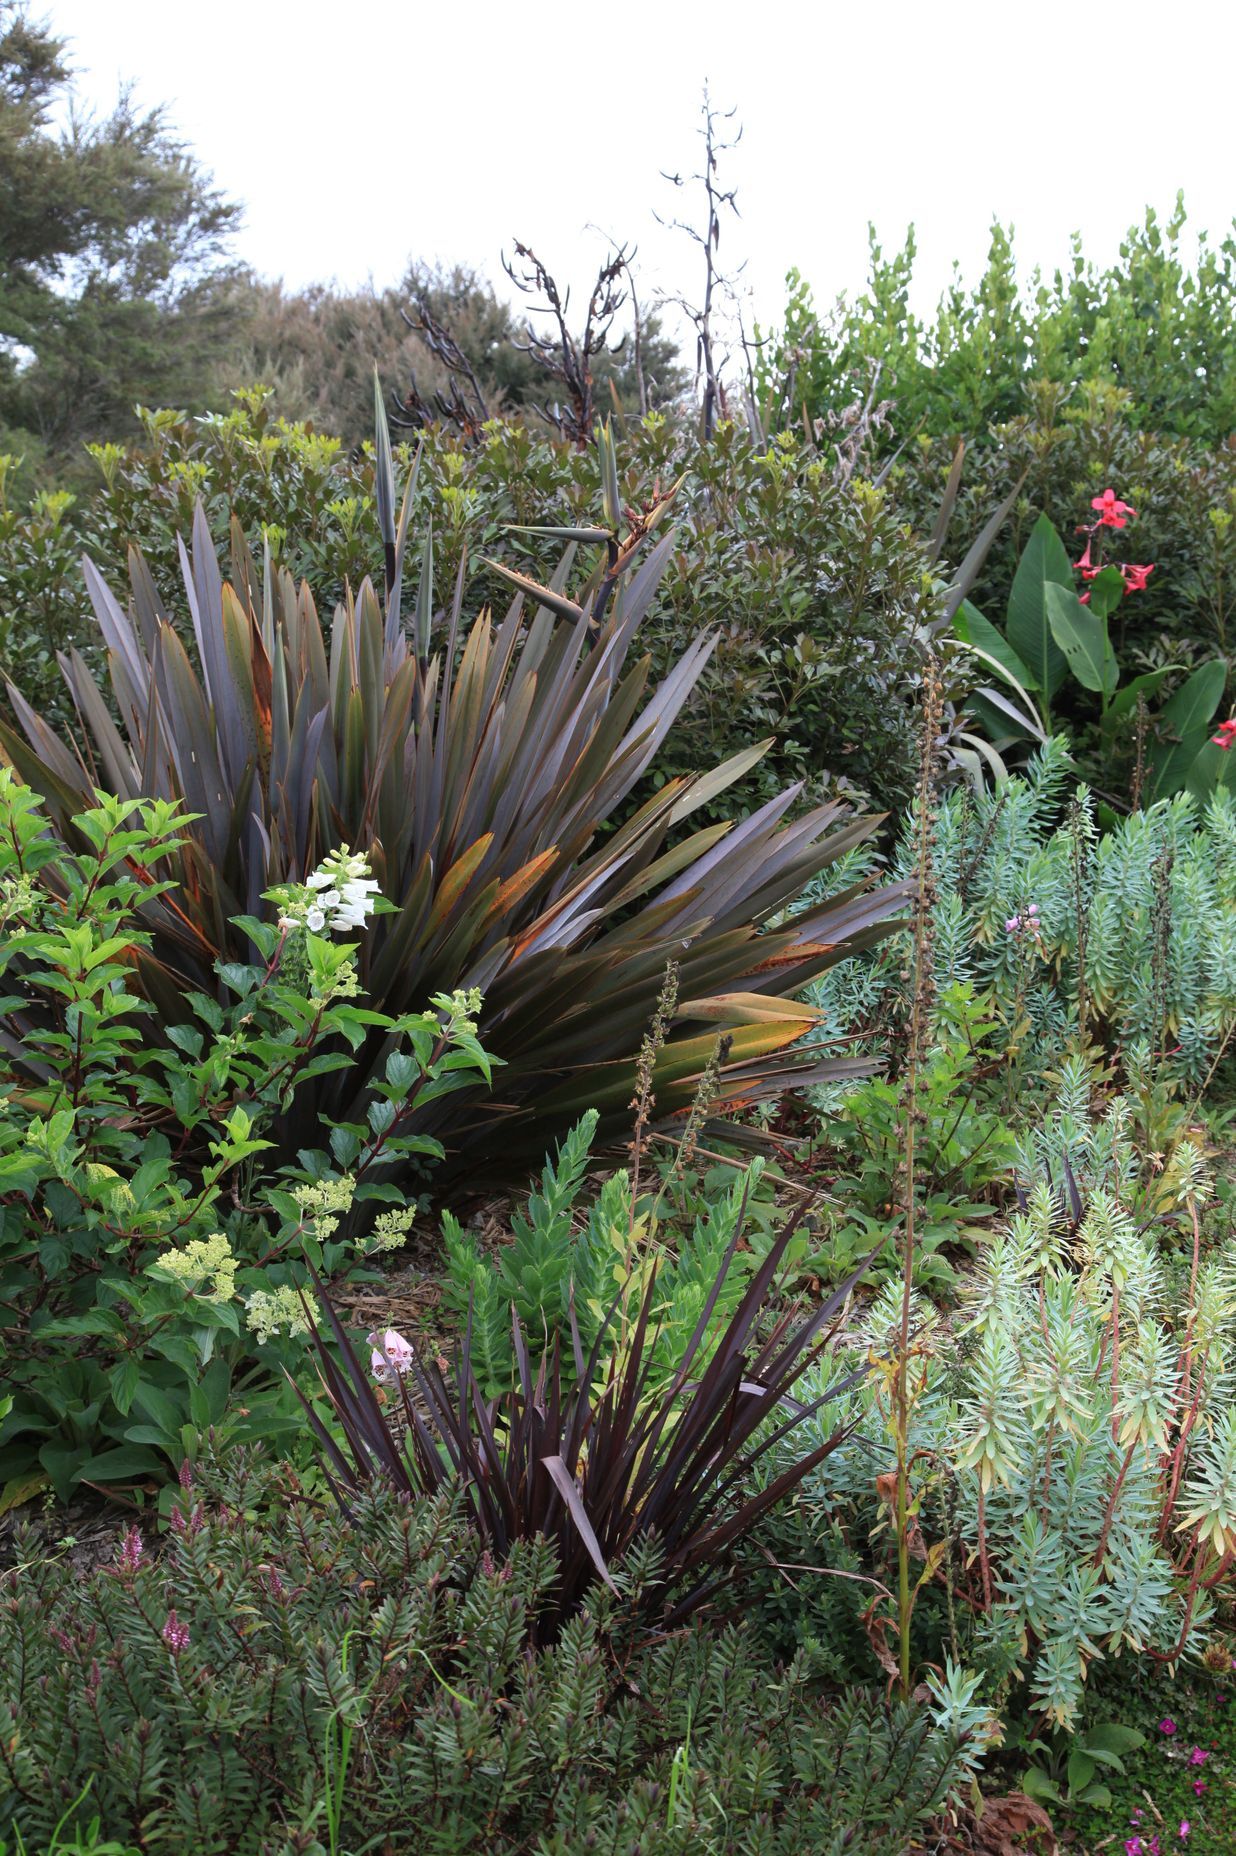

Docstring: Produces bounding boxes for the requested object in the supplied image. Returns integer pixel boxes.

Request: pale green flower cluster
[245,1284,311,1344]
[156,1233,237,1302]
[424,986,483,1038]
[291,1173,355,1242]
[368,1206,416,1254]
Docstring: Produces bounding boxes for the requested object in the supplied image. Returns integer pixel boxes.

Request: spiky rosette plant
[0,417,902,1179]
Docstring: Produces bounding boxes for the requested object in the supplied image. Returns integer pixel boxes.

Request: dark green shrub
[904,383,1236,695]
[0,1452,982,1855]
[760,202,1236,446]
[0,392,956,814]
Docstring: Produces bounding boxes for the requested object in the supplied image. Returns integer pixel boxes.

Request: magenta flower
[1192,1779,1207,1797]
[1126,1839,1144,1855]
[162,1610,190,1655]
[1179,1822,1190,1841]
[1188,1747,1208,1766]
[1159,1717,1178,1735]
[115,1526,144,1576]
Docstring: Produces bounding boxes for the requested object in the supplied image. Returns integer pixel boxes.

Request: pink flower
[1179,1822,1190,1841]
[162,1610,190,1655]
[1127,1839,1144,1855]
[1005,915,1021,934]
[368,1327,414,1384]
[1093,488,1136,529]
[1159,1717,1178,1735]
[1192,1779,1207,1797]
[115,1527,144,1576]
[1122,562,1155,593]
[1188,1747,1209,1765]
[1212,719,1236,750]
[1026,903,1039,917]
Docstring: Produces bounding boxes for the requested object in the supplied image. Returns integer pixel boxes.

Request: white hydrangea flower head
[156,1232,237,1303]
[245,1284,311,1344]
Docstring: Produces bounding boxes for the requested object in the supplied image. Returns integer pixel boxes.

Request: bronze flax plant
[295,1208,875,1645]
[0,473,904,1179]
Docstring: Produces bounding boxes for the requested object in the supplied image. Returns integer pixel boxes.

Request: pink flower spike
[115,1526,144,1576]
[161,1610,190,1655]
[1159,1717,1178,1735]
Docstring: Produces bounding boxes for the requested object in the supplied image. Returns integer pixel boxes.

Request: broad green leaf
[1045,582,1117,698]
[1087,564,1126,621]
[955,600,1038,689]
[1005,514,1073,702]
[1104,665,1181,724]
[70,1444,163,1487]
[1148,659,1228,800]
[0,1470,49,1515]
[108,1355,140,1416]
[1185,736,1236,801]
[1066,1750,1096,1794]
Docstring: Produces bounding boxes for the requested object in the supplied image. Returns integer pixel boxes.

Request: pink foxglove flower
[368,1327,414,1384]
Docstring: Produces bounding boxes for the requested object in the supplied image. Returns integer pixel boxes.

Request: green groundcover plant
[0,1451,989,1855]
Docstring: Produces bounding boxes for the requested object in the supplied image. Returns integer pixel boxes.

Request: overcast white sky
[40,0,1236,349]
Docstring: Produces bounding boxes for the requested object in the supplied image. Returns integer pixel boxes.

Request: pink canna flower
[1211,719,1236,751]
[368,1327,414,1384]
[1122,562,1155,593]
[1092,488,1136,528]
